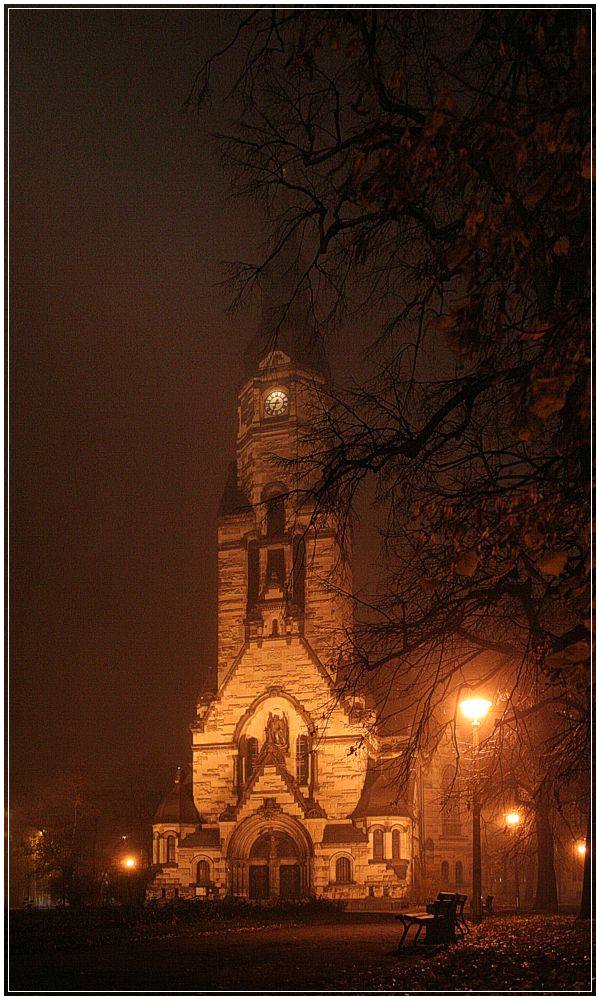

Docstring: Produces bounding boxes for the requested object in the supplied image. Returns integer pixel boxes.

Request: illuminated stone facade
[148,349,471,903]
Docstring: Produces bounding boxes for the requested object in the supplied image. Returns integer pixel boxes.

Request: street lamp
[504,811,522,911]
[576,840,587,857]
[460,695,492,922]
[121,855,137,870]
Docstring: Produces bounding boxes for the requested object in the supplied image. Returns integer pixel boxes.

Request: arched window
[392,829,401,860]
[196,859,210,885]
[441,765,462,836]
[296,734,310,785]
[246,737,259,780]
[166,835,176,863]
[152,833,160,865]
[455,860,464,885]
[441,860,450,880]
[372,828,385,861]
[335,856,352,883]
[266,495,285,537]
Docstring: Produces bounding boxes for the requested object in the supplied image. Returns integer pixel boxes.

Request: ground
[9,911,593,993]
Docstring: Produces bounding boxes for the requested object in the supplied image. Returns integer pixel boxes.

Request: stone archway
[227,810,312,899]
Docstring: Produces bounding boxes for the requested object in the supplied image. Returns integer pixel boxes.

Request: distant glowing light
[122,855,137,869]
[460,697,492,724]
[505,811,521,827]
[577,841,587,857]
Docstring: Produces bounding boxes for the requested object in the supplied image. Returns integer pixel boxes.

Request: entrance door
[249,865,269,900]
[279,863,301,899]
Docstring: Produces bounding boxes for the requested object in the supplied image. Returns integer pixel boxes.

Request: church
[147,347,471,903]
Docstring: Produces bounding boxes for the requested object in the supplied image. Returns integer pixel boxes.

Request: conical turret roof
[153,765,201,825]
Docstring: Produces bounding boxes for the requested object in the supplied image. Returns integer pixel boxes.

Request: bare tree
[198,10,591,910]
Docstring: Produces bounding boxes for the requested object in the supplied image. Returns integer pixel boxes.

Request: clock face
[264,389,289,417]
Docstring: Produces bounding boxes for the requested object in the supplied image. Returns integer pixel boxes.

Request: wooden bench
[395,896,458,951]
[429,892,469,937]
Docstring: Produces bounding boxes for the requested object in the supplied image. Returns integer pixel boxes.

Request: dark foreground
[9,912,593,993]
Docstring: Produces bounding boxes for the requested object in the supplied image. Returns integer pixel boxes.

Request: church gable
[196,636,362,743]
[192,654,369,824]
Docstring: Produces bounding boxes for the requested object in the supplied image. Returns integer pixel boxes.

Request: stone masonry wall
[217,516,253,685]
[193,634,369,822]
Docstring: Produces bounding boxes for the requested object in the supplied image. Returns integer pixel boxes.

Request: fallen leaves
[389,916,592,993]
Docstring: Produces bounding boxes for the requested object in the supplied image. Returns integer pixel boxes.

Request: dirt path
[10,915,414,991]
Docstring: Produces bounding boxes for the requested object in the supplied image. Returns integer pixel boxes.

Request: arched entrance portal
[249,831,301,899]
[227,812,312,899]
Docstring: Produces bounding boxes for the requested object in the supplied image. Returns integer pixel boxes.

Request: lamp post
[460,696,492,922]
[505,811,522,911]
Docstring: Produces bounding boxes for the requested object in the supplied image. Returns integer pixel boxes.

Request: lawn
[8,907,593,993]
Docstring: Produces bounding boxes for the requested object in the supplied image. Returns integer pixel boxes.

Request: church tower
[148,348,415,903]
[217,348,352,688]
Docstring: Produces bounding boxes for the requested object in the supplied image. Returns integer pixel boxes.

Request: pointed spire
[243,226,330,379]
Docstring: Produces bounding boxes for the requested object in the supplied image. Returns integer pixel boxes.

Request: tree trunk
[533,782,558,912]
[579,806,592,919]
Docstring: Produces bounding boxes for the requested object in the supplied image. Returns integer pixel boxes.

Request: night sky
[9,10,373,829]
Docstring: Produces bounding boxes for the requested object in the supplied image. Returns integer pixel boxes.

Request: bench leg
[425,920,453,946]
[397,922,410,954]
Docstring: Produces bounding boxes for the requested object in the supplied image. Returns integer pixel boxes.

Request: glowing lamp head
[577,841,587,857]
[460,697,492,724]
[505,811,521,827]
[122,855,137,870]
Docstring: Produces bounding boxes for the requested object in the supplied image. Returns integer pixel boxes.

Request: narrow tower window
[296,734,309,784]
[292,535,306,611]
[266,495,285,536]
[392,829,401,860]
[246,737,259,780]
[265,548,285,588]
[247,540,260,612]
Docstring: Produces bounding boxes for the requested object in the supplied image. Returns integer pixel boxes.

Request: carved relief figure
[265,711,289,751]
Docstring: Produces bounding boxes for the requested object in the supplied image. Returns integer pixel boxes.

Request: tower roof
[242,326,330,381]
[351,759,413,819]
[153,765,202,825]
